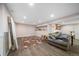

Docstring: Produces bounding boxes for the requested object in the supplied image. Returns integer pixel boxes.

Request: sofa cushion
[55,40,67,45]
[56,34,69,42]
[59,34,69,38]
[52,32,61,38]
[49,35,56,40]
[49,39,68,46]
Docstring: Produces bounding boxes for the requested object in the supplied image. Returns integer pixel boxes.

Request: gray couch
[47,32,72,50]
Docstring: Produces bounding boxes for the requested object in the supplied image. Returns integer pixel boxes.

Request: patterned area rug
[18,36,42,49]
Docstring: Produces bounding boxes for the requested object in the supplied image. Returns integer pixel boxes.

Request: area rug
[21,36,42,49]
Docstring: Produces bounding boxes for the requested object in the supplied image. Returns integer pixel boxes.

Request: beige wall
[61,24,79,40]
[61,25,74,34]
[16,23,48,37]
[16,23,36,37]
[35,31,48,37]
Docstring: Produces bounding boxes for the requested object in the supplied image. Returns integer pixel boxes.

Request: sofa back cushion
[49,33,56,40]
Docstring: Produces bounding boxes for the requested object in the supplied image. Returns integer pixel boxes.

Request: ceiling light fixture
[23,16,27,19]
[50,14,54,17]
[28,3,35,6]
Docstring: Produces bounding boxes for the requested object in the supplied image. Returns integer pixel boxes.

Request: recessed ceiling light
[28,3,35,6]
[50,14,54,17]
[23,16,27,19]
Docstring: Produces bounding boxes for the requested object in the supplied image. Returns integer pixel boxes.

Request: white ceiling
[6,3,79,25]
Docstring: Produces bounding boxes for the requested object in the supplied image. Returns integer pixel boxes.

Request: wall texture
[16,23,36,37]
[61,24,79,40]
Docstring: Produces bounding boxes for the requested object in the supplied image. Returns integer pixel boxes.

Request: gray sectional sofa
[47,32,72,50]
